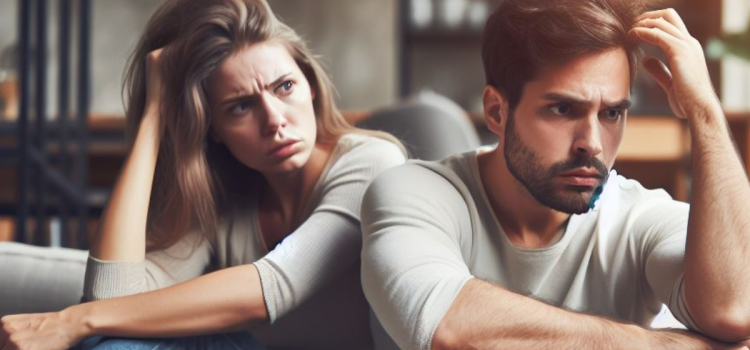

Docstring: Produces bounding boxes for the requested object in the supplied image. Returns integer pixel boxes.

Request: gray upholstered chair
[357,92,481,161]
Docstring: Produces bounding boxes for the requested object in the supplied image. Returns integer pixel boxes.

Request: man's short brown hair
[482,0,647,111]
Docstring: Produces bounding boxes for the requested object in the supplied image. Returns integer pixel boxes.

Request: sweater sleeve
[82,230,213,301]
[360,164,475,350]
[253,137,406,323]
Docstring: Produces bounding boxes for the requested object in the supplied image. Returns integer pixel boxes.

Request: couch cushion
[0,242,87,317]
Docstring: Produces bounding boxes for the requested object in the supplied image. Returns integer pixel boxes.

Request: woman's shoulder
[321,133,406,181]
[334,132,406,162]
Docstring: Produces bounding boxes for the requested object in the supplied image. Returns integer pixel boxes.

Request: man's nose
[571,114,603,157]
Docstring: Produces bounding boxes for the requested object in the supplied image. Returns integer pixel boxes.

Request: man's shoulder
[605,172,682,206]
[363,151,482,214]
[596,171,689,226]
[371,150,478,193]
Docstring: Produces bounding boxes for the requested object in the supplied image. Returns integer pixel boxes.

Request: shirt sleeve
[253,137,406,323]
[635,197,702,331]
[82,230,213,301]
[360,163,475,350]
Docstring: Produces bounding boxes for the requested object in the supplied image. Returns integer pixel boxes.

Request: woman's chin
[262,153,311,176]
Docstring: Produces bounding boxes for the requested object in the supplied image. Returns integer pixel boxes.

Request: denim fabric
[79,332,265,350]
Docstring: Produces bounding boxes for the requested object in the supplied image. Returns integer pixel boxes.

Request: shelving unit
[398,0,498,112]
[1,0,93,248]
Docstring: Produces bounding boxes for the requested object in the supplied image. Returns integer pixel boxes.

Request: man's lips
[559,169,603,178]
[267,140,300,157]
[558,168,604,187]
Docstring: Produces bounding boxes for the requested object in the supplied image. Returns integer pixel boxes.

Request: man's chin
[540,188,594,215]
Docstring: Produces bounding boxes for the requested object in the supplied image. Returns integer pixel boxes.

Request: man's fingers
[635,8,689,34]
[634,17,685,40]
[643,57,672,92]
[629,27,679,56]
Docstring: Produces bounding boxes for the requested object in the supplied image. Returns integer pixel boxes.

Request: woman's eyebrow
[266,72,293,89]
[219,72,293,107]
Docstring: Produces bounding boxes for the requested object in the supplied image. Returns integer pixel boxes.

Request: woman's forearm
[90,112,160,262]
[70,264,267,339]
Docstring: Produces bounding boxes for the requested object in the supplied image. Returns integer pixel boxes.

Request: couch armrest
[0,242,87,317]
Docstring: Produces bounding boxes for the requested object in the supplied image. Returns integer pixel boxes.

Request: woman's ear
[209,127,222,144]
[483,85,509,136]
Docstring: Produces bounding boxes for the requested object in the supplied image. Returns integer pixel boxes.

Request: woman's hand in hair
[629,8,721,120]
[143,48,166,135]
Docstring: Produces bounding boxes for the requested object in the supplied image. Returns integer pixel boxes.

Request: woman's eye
[602,108,623,121]
[230,101,252,116]
[550,104,572,116]
[277,80,295,95]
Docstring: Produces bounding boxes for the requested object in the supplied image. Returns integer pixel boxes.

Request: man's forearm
[432,279,720,350]
[684,101,750,341]
[68,264,267,340]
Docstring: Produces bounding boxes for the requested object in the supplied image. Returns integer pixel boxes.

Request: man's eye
[602,108,623,121]
[230,101,252,116]
[550,104,572,116]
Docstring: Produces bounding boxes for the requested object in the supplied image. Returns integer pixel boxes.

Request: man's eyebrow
[541,92,631,109]
[220,72,293,107]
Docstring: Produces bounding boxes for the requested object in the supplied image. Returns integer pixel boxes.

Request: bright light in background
[721,0,750,112]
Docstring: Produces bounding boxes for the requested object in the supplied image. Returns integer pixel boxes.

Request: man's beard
[503,115,609,214]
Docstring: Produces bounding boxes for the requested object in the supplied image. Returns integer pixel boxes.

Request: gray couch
[0,242,87,317]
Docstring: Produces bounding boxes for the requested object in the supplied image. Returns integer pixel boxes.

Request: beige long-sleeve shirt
[83,133,406,349]
[361,148,698,350]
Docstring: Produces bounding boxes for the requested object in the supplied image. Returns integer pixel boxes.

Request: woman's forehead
[210,41,301,95]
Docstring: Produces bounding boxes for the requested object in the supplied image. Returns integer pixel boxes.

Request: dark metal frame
[14,0,91,248]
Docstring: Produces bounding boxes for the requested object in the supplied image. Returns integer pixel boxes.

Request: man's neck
[477,148,571,249]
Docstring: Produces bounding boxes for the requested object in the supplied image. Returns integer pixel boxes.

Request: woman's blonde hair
[123,0,402,250]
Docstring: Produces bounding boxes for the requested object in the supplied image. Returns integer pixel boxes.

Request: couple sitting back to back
[2,0,749,350]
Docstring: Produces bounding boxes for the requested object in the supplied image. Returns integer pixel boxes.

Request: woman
[0,0,404,349]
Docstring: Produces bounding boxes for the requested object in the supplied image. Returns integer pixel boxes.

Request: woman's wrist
[60,303,97,342]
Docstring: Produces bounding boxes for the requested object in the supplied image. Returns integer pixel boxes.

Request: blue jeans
[79,332,265,350]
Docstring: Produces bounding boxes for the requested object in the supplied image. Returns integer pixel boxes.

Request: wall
[0,0,399,117]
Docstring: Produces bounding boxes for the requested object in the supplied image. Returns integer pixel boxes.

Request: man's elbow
[431,318,464,350]
[697,308,750,343]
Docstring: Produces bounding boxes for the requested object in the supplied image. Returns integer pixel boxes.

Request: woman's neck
[261,141,334,228]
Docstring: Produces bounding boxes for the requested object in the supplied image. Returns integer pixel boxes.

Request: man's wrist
[686,97,724,127]
[650,329,720,350]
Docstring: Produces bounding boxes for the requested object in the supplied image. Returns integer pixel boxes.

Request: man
[360,0,750,349]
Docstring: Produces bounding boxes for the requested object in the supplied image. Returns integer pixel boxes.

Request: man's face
[502,48,631,214]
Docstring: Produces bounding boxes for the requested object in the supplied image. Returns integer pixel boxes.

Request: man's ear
[483,85,509,136]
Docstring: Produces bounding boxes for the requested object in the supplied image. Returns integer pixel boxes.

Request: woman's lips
[268,140,300,158]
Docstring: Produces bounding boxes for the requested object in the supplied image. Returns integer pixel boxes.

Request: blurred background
[0,0,749,248]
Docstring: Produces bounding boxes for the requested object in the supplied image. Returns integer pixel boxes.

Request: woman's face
[207,41,317,176]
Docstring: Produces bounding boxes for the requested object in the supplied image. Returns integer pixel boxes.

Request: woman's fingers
[144,47,167,118]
